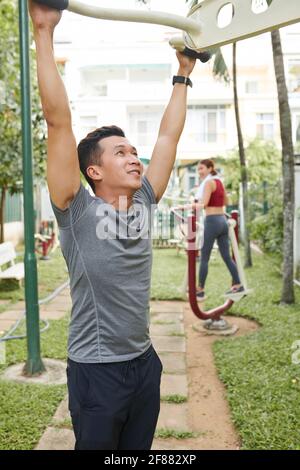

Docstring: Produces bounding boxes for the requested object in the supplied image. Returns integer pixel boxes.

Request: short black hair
[77,125,126,191]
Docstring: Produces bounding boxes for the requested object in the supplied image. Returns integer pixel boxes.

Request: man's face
[90,136,144,193]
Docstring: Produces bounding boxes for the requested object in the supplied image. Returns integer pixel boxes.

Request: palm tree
[184,0,252,266]
[271,29,295,304]
[232,42,252,267]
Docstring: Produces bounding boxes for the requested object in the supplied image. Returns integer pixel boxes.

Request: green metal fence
[4,192,22,223]
[152,208,176,247]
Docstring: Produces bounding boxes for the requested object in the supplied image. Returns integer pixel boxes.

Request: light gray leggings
[199,215,241,289]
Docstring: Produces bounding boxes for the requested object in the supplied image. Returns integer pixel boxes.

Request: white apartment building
[50,0,300,271]
[53,2,300,191]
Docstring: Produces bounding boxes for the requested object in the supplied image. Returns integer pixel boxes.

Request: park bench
[0,242,24,286]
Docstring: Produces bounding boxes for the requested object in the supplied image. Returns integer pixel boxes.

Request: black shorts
[66,345,163,450]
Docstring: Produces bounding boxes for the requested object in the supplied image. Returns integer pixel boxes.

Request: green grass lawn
[151,249,186,300]
[0,247,70,449]
[0,247,299,449]
[154,249,300,450]
[0,314,69,450]
[211,253,300,450]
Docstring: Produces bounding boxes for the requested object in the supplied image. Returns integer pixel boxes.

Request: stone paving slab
[152,335,186,353]
[54,297,71,304]
[6,302,26,311]
[157,403,189,432]
[159,352,186,374]
[0,319,15,334]
[41,303,71,313]
[35,427,75,450]
[152,439,193,450]
[40,309,69,320]
[150,302,184,314]
[0,310,24,320]
[150,323,184,336]
[161,374,188,397]
[151,313,183,325]
[52,396,70,424]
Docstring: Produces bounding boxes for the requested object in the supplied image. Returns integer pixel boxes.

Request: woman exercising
[178,159,244,300]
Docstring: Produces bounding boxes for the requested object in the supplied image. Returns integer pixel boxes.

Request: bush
[250,193,283,255]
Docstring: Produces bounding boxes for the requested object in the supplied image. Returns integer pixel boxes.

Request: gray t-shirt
[50,176,157,364]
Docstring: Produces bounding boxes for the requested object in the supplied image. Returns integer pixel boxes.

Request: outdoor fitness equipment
[24,0,300,367]
[172,206,249,331]
[34,0,300,54]
[34,221,57,260]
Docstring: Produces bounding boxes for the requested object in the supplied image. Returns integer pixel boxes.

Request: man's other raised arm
[29,0,80,210]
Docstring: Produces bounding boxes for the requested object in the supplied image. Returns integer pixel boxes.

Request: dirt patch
[183,304,259,450]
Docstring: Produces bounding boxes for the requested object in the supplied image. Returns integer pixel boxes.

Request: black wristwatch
[172,75,193,88]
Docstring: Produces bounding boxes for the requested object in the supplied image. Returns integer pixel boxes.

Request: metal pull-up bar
[34,0,300,53]
[34,0,202,36]
[34,0,212,62]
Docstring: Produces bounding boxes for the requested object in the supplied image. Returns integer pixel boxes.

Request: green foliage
[250,192,283,255]
[221,139,282,252]
[155,429,198,439]
[222,138,281,204]
[212,47,230,84]
[0,0,46,195]
[161,395,188,404]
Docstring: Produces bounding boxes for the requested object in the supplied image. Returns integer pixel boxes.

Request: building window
[256,113,274,140]
[186,106,226,144]
[80,115,97,136]
[187,166,198,192]
[129,111,162,146]
[245,81,259,94]
[288,58,300,93]
[79,66,126,97]
[96,84,108,97]
[128,64,171,83]
[189,176,197,191]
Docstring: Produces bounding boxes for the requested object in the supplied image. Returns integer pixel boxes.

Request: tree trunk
[0,187,6,244]
[233,42,253,268]
[271,29,295,304]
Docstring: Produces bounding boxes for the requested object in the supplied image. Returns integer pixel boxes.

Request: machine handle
[182,47,211,63]
[34,0,69,10]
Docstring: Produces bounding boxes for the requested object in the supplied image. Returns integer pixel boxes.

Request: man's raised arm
[28,0,80,210]
[145,52,196,203]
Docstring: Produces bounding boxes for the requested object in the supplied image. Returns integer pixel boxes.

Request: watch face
[173,76,184,84]
[173,76,192,87]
